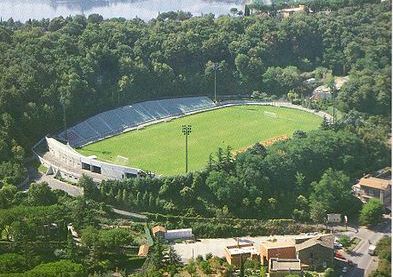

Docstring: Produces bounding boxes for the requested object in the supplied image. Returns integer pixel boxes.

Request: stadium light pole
[213,63,219,103]
[60,98,68,143]
[182,125,192,173]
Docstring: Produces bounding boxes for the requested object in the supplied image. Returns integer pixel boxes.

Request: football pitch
[78,105,322,175]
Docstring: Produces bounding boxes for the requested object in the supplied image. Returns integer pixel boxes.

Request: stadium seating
[58,97,215,147]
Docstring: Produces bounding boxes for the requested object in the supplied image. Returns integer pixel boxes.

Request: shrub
[338,235,351,247]
[0,253,28,273]
[359,199,384,226]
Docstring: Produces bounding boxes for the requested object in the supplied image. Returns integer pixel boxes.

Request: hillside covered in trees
[0,0,391,184]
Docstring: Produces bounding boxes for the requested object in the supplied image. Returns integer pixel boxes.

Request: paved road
[112,208,148,220]
[40,174,83,197]
[338,219,391,277]
[32,173,83,197]
[31,171,147,220]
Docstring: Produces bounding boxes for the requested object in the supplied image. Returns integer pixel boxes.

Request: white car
[334,242,343,249]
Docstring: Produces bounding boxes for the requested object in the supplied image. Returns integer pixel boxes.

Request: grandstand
[34,97,216,182]
[57,97,215,147]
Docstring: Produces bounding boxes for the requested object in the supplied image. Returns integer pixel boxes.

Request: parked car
[335,252,345,259]
[368,245,376,255]
[334,242,343,249]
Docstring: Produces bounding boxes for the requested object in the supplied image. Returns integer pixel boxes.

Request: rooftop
[357,176,391,191]
[295,235,334,251]
[138,244,149,257]
[151,225,166,235]
[280,5,306,13]
[261,239,296,249]
[226,244,259,256]
[166,228,192,234]
[270,258,301,271]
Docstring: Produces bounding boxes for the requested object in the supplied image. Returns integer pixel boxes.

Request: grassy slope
[78,106,322,175]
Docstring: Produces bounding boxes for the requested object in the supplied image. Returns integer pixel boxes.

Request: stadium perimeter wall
[33,99,332,182]
[34,137,143,182]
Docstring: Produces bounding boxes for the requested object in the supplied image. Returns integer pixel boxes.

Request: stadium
[33,97,331,182]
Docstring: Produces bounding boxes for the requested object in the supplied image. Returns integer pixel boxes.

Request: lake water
[0,0,246,22]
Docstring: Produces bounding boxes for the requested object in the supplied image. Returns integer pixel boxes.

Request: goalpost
[264,111,278,118]
[115,155,129,166]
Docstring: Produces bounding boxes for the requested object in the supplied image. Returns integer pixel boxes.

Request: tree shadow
[346,266,365,277]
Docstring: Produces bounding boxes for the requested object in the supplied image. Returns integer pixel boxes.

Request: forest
[0,0,391,185]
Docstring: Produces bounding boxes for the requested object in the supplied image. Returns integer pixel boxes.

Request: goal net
[115,155,129,166]
[264,111,278,118]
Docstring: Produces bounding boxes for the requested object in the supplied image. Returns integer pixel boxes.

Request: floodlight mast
[182,125,192,173]
[60,99,68,143]
[213,63,219,103]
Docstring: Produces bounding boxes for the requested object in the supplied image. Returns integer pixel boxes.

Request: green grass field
[78,105,322,175]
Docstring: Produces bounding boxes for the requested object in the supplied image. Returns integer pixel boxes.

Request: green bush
[27,260,85,276]
[0,253,28,273]
[338,235,351,247]
[359,199,384,226]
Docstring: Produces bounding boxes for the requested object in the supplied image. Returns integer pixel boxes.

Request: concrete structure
[260,235,334,270]
[279,5,307,18]
[353,171,391,209]
[138,244,149,257]
[295,235,334,270]
[224,243,259,267]
[164,228,193,240]
[269,258,302,277]
[151,226,193,241]
[34,137,143,182]
[311,85,332,100]
[327,213,341,223]
[58,97,215,147]
[151,225,167,238]
[310,76,349,101]
[260,240,297,265]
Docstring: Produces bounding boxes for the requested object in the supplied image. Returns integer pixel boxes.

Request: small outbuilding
[138,244,149,257]
[151,225,167,238]
[269,258,302,277]
[224,243,260,267]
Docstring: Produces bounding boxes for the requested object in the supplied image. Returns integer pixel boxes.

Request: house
[138,244,149,257]
[310,76,349,100]
[279,5,307,18]
[353,171,391,209]
[310,85,332,100]
[224,243,260,267]
[260,240,297,265]
[151,225,166,238]
[269,258,302,277]
[295,235,334,270]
